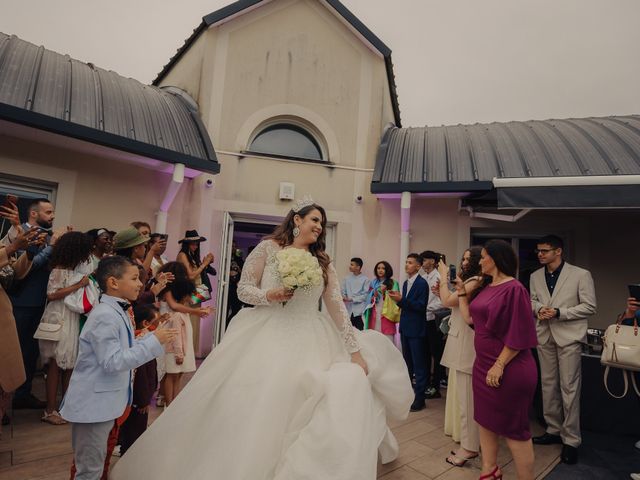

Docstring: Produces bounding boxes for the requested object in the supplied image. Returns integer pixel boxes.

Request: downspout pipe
[156,163,185,234]
[399,191,411,281]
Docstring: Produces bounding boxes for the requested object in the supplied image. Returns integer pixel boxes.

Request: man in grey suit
[529,235,596,465]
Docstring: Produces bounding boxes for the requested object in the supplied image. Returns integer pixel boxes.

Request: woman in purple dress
[457,240,538,480]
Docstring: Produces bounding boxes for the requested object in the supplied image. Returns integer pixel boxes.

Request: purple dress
[470,279,538,441]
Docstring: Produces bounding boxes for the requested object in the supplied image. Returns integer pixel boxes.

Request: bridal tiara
[291,195,315,213]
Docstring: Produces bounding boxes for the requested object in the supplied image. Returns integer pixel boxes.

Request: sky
[1,0,639,127]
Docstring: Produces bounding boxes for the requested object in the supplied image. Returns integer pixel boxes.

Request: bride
[111,199,413,480]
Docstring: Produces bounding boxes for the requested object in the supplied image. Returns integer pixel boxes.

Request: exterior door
[214,212,234,346]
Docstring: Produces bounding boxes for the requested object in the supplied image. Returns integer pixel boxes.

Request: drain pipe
[156,163,185,234]
[399,192,411,281]
[458,200,531,223]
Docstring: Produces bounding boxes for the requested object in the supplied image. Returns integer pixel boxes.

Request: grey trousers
[71,420,114,480]
[537,337,583,447]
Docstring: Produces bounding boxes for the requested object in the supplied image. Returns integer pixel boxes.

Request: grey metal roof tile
[373,115,640,193]
[0,33,218,173]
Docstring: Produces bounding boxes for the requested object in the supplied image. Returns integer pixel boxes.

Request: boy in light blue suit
[60,256,176,480]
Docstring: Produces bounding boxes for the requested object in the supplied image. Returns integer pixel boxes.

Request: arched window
[248,123,324,161]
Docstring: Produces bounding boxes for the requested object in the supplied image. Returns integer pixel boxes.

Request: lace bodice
[237,240,360,353]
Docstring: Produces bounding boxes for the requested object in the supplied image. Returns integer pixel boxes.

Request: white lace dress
[111,240,413,480]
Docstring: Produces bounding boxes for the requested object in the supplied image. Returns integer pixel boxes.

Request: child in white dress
[39,232,93,425]
[156,262,210,406]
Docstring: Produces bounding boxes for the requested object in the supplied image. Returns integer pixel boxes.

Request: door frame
[213,211,336,347]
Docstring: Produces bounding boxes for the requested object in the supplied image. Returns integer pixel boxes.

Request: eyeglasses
[534,248,557,254]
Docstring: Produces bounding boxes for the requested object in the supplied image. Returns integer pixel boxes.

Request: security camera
[205,179,214,188]
[355,195,363,204]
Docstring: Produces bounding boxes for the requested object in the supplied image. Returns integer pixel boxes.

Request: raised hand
[154,325,179,345]
[0,201,20,227]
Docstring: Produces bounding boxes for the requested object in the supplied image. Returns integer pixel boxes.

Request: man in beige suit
[529,235,596,465]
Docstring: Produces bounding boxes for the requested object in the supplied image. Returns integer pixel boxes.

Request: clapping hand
[387,289,401,302]
[150,272,174,297]
[50,226,72,246]
[204,253,215,265]
[154,323,179,345]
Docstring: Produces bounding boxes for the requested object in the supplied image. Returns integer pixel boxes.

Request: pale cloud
[1,0,639,127]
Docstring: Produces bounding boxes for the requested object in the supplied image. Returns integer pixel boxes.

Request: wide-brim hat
[178,230,207,243]
[113,227,150,250]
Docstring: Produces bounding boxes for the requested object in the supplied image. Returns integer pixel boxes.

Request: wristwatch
[554,308,560,318]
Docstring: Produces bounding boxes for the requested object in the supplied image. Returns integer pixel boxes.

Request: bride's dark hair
[266,204,330,286]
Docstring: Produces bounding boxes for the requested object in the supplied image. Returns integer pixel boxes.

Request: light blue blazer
[60,295,164,423]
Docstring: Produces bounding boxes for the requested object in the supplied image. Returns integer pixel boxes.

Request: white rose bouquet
[276,248,323,304]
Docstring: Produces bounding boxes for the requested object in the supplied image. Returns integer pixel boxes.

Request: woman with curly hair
[39,231,93,425]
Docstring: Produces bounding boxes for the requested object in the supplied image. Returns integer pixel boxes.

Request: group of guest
[341,253,448,397]
[345,234,597,480]
[0,197,216,462]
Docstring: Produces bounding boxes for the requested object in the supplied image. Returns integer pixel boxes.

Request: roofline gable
[152,0,402,126]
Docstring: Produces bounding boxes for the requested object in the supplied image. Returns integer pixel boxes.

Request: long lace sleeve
[323,263,360,353]
[237,241,271,306]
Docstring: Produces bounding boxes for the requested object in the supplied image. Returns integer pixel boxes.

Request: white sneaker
[630,473,640,480]
[112,445,121,457]
[635,439,640,450]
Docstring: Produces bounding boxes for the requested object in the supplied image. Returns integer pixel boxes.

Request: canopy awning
[493,175,640,209]
[373,115,640,209]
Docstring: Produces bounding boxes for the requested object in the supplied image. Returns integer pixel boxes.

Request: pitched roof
[152,0,402,127]
[372,115,640,194]
[0,32,219,174]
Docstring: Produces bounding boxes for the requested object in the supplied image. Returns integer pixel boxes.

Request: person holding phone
[7,198,67,410]
[149,233,169,277]
[529,235,596,465]
[420,250,447,399]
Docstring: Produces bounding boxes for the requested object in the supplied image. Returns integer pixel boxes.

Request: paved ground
[0,374,562,480]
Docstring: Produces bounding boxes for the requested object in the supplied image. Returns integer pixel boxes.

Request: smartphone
[160,234,168,241]
[629,284,640,301]
[2,194,18,207]
[449,264,457,283]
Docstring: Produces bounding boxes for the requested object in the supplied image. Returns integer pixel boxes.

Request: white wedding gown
[111,240,413,480]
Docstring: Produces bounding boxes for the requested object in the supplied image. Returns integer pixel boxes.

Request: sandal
[446,451,479,467]
[479,465,502,480]
[41,410,67,425]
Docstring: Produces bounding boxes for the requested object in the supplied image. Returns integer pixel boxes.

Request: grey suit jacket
[60,295,164,423]
[530,262,597,347]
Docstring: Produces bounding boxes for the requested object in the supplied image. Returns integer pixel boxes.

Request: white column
[399,191,411,281]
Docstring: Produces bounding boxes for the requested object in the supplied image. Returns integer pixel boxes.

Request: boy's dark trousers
[119,407,149,454]
[425,320,445,390]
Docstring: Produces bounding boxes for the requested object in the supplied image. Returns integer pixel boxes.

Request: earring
[293,227,300,238]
